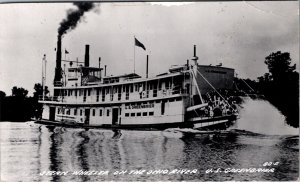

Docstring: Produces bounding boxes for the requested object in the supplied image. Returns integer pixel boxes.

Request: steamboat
[37,37,238,130]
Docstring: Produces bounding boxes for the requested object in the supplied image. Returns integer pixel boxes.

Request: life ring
[204,109,209,115]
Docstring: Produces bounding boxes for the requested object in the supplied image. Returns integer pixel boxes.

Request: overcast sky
[0,2,298,95]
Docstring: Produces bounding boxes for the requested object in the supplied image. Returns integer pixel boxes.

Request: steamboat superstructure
[37,38,238,130]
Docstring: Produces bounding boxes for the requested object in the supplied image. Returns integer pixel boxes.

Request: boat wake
[231,98,298,136]
[163,97,298,138]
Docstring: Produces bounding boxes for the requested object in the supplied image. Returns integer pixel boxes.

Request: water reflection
[48,127,63,182]
[179,133,239,180]
[36,125,42,182]
[77,131,91,181]
[112,129,122,139]
[0,122,298,181]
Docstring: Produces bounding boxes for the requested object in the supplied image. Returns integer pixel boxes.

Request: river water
[0,99,298,181]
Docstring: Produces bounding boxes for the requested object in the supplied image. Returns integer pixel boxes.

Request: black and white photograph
[0,1,299,181]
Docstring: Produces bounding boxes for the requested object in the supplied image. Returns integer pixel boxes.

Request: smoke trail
[58,2,95,37]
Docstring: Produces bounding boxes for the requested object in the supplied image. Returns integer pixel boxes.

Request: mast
[42,55,44,100]
[133,35,136,73]
[42,54,47,100]
[63,64,66,86]
[146,55,149,78]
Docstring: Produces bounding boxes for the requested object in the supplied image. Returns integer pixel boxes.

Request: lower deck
[40,93,238,130]
[42,98,185,126]
[35,115,236,130]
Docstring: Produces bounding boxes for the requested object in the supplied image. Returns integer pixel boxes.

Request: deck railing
[38,96,62,102]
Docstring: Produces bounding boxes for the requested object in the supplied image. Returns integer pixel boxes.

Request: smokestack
[98,57,101,69]
[84,44,90,67]
[192,45,198,64]
[54,36,62,87]
[104,65,107,77]
[146,55,149,78]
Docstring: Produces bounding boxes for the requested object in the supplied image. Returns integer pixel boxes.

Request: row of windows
[57,108,111,117]
[125,112,154,117]
[91,108,110,117]
[124,97,182,107]
[58,89,92,97]
[57,108,156,117]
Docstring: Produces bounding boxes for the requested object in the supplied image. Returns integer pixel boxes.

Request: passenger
[208,105,213,117]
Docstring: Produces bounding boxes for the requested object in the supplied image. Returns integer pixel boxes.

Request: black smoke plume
[58,2,95,37]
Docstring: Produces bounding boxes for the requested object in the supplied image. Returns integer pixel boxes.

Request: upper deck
[39,66,191,105]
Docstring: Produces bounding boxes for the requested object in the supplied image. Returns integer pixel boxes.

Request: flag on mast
[135,38,146,50]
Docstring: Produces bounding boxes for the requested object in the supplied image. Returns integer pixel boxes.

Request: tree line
[0,84,48,121]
